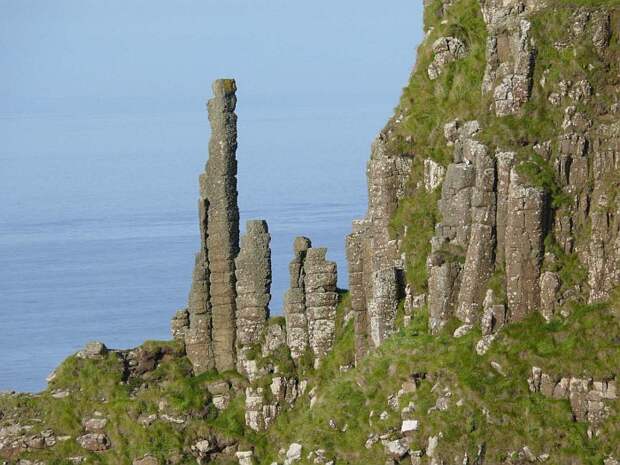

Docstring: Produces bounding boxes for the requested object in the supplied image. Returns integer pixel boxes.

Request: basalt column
[304,247,338,368]
[505,168,547,321]
[184,180,214,373]
[283,237,312,361]
[206,79,240,372]
[235,220,271,374]
[346,131,411,362]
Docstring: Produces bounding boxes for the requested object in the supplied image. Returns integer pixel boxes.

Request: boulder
[77,341,107,359]
[76,433,110,451]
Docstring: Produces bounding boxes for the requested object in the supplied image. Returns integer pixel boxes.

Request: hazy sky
[1,0,424,221]
[1,1,423,108]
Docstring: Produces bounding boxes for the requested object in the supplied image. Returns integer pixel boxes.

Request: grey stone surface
[205,79,240,372]
[583,122,620,303]
[304,248,338,367]
[428,121,496,332]
[539,271,561,321]
[346,130,411,361]
[170,309,189,342]
[184,79,240,374]
[427,36,467,80]
[456,139,496,324]
[235,220,271,374]
[76,341,108,360]
[528,367,616,430]
[76,433,110,452]
[244,378,301,432]
[495,152,516,267]
[424,158,446,192]
[505,168,546,321]
[480,0,538,116]
[284,237,311,361]
[368,267,399,348]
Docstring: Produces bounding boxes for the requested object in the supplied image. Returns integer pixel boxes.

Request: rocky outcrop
[76,433,110,452]
[455,134,496,325]
[427,36,467,80]
[245,377,301,432]
[205,79,240,372]
[185,249,214,373]
[428,120,495,333]
[184,79,240,374]
[304,248,338,367]
[480,0,538,116]
[586,126,620,303]
[346,130,411,362]
[76,341,108,360]
[368,267,399,348]
[528,368,617,433]
[504,169,547,321]
[170,309,189,342]
[426,115,553,334]
[346,222,370,362]
[284,237,312,361]
[494,151,516,267]
[235,220,271,375]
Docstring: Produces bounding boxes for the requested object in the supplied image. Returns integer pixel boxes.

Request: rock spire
[184,79,240,374]
[235,220,272,374]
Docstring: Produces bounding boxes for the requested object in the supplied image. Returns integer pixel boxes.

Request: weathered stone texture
[284,237,312,361]
[505,169,547,322]
[428,261,461,334]
[368,267,399,348]
[184,195,213,372]
[584,123,620,303]
[235,220,271,374]
[456,139,497,324]
[346,223,369,361]
[424,158,446,192]
[528,367,617,431]
[539,271,561,321]
[170,309,189,342]
[428,120,498,331]
[206,79,240,372]
[184,79,240,374]
[480,289,505,337]
[346,130,411,361]
[480,0,538,116]
[304,248,338,367]
[427,36,467,80]
[244,377,301,432]
[495,152,516,267]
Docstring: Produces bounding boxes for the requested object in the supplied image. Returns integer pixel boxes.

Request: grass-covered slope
[258,297,619,464]
[0,340,256,464]
[2,294,617,464]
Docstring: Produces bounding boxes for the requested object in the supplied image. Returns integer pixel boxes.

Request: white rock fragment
[401,419,419,433]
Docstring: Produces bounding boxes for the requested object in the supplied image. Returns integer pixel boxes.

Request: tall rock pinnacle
[184,79,240,374]
[205,79,240,372]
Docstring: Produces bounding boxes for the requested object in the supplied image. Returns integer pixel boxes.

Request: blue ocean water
[0,0,423,393]
[0,95,399,392]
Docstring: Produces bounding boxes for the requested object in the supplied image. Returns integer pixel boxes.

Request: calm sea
[0,93,397,392]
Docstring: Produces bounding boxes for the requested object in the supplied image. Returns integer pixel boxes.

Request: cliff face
[348,0,620,352]
[1,1,619,465]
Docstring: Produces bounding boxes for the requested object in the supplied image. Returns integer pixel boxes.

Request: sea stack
[185,79,240,373]
[235,220,272,374]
